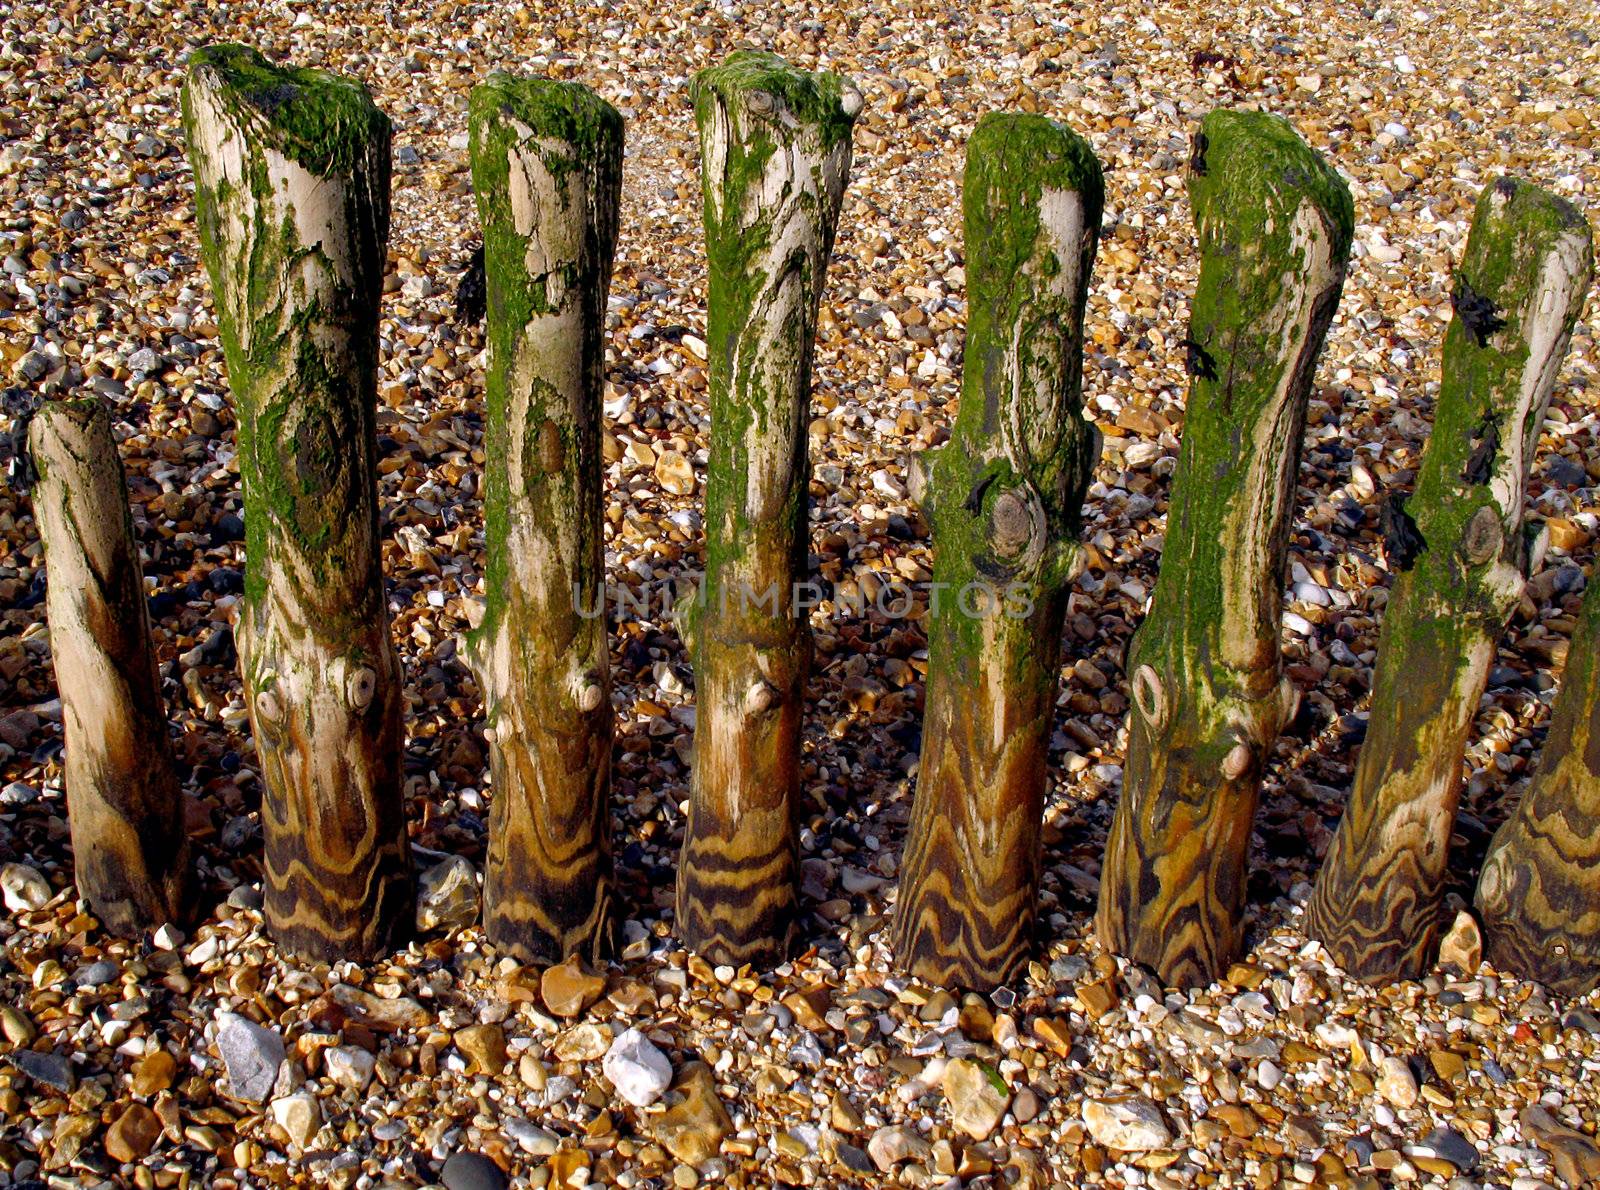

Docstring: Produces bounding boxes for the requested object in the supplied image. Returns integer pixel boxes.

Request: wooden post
[28,398,189,935]
[1096,110,1353,988]
[182,44,411,961]
[464,74,623,964]
[1478,565,1600,994]
[1309,179,1594,982]
[676,51,860,966]
[891,113,1103,991]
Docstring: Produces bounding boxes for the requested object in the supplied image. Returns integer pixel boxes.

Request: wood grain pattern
[1478,564,1600,995]
[465,75,622,964]
[676,52,858,966]
[29,398,190,935]
[1097,110,1353,988]
[1307,178,1593,983]
[891,113,1103,991]
[183,44,411,961]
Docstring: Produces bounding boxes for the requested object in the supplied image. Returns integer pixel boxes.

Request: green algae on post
[1097,109,1354,989]
[676,51,860,967]
[464,73,623,964]
[182,43,412,962]
[1309,179,1594,983]
[891,112,1104,992]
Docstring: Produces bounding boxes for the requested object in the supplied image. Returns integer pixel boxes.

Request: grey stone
[440,1152,508,1190]
[1563,1008,1600,1035]
[6,1048,75,1092]
[216,1012,285,1103]
[72,960,118,988]
[1049,955,1091,982]
[0,781,38,805]
[1415,1126,1480,1172]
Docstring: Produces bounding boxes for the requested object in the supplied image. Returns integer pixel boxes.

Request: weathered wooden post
[1309,179,1594,982]
[28,398,189,935]
[1096,110,1353,988]
[1478,566,1600,994]
[183,44,412,961]
[464,74,623,964]
[676,51,859,966]
[891,114,1103,991]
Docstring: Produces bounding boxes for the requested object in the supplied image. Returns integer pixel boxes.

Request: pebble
[554,1021,611,1062]
[0,861,50,911]
[541,954,607,1018]
[1082,1096,1172,1151]
[1437,909,1483,972]
[73,959,117,988]
[215,1012,285,1103]
[652,1061,733,1163]
[942,1057,1010,1140]
[105,1102,162,1162]
[440,1151,509,1190]
[131,1049,177,1096]
[654,449,696,495]
[0,780,37,805]
[269,1090,321,1148]
[1377,1055,1420,1109]
[323,1044,376,1091]
[454,1023,507,1076]
[603,1027,673,1107]
[5,1047,75,1092]
[867,1124,932,1171]
[1413,1126,1481,1173]
[504,1117,559,1156]
[415,855,479,932]
[0,1005,36,1045]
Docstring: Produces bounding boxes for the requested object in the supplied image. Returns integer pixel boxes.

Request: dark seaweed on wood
[1380,492,1426,571]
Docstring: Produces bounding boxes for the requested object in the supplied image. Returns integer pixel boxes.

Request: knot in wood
[1132,664,1167,730]
[255,684,283,728]
[1221,742,1252,780]
[346,665,377,711]
[745,679,778,715]
[988,483,1045,569]
[745,90,776,117]
[1462,504,1503,565]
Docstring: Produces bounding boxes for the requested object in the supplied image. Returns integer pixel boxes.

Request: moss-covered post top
[690,51,861,152]
[691,51,860,241]
[1438,176,1593,512]
[182,41,391,396]
[963,112,1104,281]
[184,43,389,177]
[469,72,624,158]
[1189,109,1354,280]
[955,112,1103,543]
[1457,177,1593,318]
[467,74,623,332]
[1401,175,1593,612]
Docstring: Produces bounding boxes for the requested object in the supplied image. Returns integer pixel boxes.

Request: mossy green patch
[185,43,388,178]
[465,74,622,651]
[1133,108,1353,710]
[691,50,858,154]
[690,52,858,657]
[925,111,1103,672]
[181,43,389,612]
